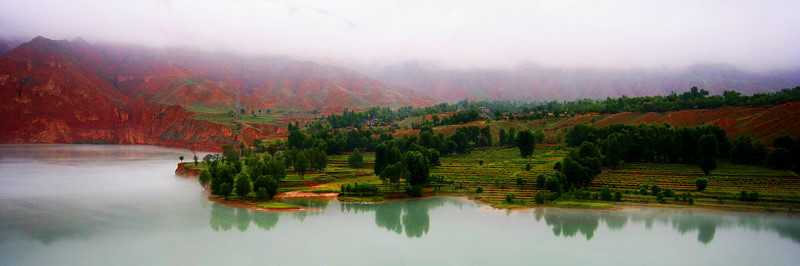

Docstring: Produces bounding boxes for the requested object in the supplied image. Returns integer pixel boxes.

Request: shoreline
[176,162,799,215]
[207,189,800,215]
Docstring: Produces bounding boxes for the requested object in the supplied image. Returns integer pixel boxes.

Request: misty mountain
[369,62,800,102]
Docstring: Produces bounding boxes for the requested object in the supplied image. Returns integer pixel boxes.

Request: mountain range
[1,36,798,150]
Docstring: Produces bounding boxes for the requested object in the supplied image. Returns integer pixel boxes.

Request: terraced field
[430,146,568,203]
[588,162,800,210]
[281,153,377,191]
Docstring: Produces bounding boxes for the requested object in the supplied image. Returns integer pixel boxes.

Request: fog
[1,0,798,72]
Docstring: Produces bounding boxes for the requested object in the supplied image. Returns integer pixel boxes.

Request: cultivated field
[430,146,567,204]
[589,162,800,211]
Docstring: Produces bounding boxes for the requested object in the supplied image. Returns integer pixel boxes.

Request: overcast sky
[1,0,798,72]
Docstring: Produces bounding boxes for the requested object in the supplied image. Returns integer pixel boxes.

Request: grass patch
[553,201,615,209]
[340,195,388,202]
[257,201,300,209]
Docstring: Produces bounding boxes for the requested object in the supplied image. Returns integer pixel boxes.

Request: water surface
[1,144,799,265]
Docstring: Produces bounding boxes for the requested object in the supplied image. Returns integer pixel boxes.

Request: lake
[1,144,799,265]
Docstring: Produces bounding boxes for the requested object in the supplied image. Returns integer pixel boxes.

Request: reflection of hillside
[340,197,461,238]
[539,209,800,245]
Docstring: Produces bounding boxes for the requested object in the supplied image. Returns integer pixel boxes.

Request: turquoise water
[1,144,799,265]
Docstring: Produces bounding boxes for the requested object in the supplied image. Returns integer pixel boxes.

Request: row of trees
[316,86,800,133]
[286,127,387,155]
[767,135,800,173]
[568,123,798,174]
[567,123,730,168]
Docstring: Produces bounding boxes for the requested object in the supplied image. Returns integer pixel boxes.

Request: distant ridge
[370,62,799,102]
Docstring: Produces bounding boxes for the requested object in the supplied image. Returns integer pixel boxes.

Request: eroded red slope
[0,37,269,151]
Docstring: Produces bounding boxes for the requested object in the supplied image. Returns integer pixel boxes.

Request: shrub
[639,187,649,195]
[341,182,381,195]
[739,191,760,202]
[505,193,517,203]
[656,191,666,204]
[198,170,211,187]
[234,173,252,199]
[534,192,545,204]
[406,185,423,197]
[688,197,695,205]
[545,175,563,192]
[613,191,622,202]
[347,149,364,168]
[516,178,525,186]
[546,192,560,201]
[255,188,268,201]
[525,163,532,171]
[475,186,483,193]
[536,174,546,188]
[599,187,613,201]
[650,185,661,196]
[219,183,233,198]
[478,160,484,165]
[696,178,708,192]
[663,188,675,198]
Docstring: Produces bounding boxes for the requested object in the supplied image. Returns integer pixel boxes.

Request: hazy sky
[1,0,798,72]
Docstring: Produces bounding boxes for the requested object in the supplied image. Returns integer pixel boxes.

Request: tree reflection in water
[205,197,800,245]
[209,203,279,232]
[539,208,800,245]
[340,197,464,238]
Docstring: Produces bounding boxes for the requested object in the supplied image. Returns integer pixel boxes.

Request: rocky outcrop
[175,162,201,177]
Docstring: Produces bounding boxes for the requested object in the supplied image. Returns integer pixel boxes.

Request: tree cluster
[766,135,800,173]
[340,182,381,195]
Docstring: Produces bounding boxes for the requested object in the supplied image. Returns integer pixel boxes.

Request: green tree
[565,123,597,146]
[264,176,279,200]
[255,188,268,201]
[700,156,717,176]
[234,173,251,199]
[295,153,309,178]
[505,193,517,203]
[212,164,236,195]
[348,148,364,168]
[265,158,287,182]
[198,170,211,187]
[536,174,546,188]
[545,174,564,192]
[516,129,536,158]
[222,144,240,164]
[380,162,409,189]
[656,191,666,203]
[193,154,199,166]
[534,192,545,204]
[498,128,507,146]
[696,178,708,192]
[699,134,718,176]
[219,183,233,199]
[403,151,430,186]
[599,187,613,201]
[179,155,184,163]
[650,185,661,196]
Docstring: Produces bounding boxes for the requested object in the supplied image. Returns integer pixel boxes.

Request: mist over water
[1,144,799,265]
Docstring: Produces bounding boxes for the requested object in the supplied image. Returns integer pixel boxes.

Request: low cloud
[1,0,798,72]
